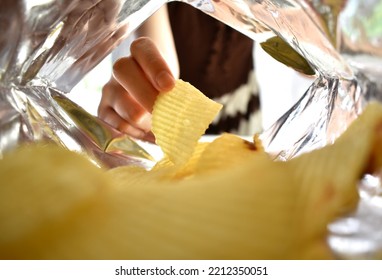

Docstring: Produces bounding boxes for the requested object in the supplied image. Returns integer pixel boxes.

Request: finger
[140,131,156,144]
[99,107,147,140]
[100,77,152,132]
[112,92,152,133]
[113,56,159,112]
[130,37,175,92]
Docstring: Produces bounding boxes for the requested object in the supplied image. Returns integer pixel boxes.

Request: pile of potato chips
[1,80,382,259]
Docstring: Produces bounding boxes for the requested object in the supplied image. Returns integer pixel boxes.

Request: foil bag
[0,0,381,258]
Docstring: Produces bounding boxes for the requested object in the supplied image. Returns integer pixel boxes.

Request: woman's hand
[98,37,175,142]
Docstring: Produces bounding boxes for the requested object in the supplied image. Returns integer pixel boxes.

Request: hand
[98,37,175,142]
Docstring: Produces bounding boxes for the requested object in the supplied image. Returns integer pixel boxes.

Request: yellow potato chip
[109,156,307,260]
[194,133,266,175]
[166,142,210,179]
[290,102,382,239]
[0,143,330,259]
[0,144,111,259]
[152,79,222,165]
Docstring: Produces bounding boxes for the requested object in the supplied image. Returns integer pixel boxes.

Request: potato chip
[194,133,266,175]
[108,157,307,259]
[165,142,210,179]
[0,144,111,258]
[152,79,222,165]
[290,102,382,239]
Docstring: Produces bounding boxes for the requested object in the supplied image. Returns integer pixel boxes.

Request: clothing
[167,2,262,135]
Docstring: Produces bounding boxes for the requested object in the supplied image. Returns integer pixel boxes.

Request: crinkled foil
[260,0,382,159]
[1,0,381,258]
[0,0,165,168]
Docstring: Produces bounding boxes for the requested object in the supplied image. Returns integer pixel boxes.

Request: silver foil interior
[1,0,381,258]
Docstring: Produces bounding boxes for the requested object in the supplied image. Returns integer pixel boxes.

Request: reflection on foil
[260,75,364,160]
[52,93,153,161]
[1,0,382,258]
[0,0,160,167]
[329,174,382,259]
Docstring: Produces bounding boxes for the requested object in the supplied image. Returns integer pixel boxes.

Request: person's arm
[136,5,179,78]
[98,6,178,142]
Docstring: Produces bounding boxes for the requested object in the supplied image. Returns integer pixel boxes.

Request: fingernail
[137,113,152,132]
[143,131,156,144]
[156,71,175,91]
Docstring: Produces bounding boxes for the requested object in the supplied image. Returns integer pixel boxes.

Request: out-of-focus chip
[0,144,111,258]
[194,133,266,175]
[290,102,382,239]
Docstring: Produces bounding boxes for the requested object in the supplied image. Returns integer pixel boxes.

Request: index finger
[130,37,175,92]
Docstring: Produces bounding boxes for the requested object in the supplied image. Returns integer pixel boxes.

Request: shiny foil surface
[1,0,381,258]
